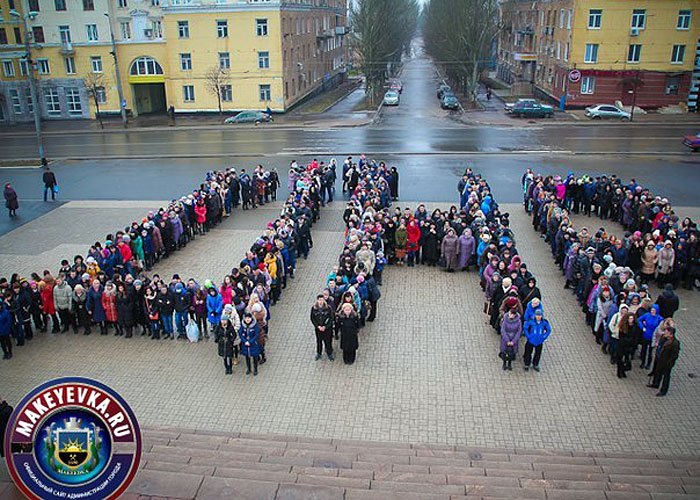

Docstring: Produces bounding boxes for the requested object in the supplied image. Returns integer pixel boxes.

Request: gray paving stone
[127,469,204,499]
[275,483,344,500]
[195,476,278,500]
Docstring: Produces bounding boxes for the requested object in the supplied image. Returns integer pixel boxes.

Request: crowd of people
[524,170,682,395]
[308,165,554,372]
[0,164,324,380]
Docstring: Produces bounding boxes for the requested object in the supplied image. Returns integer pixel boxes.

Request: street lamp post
[104,12,128,128]
[10,8,46,165]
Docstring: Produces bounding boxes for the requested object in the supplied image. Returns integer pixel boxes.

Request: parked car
[504,98,538,114]
[224,111,271,124]
[390,80,403,93]
[510,101,554,118]
[584,104,631,120]
[441,93,460,110]
[683,133,700,152]
[437,84,452,99]
[383,90,400,106]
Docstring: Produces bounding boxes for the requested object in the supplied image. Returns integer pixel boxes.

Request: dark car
[511,101,554,118]
[683,133,700,152]
[441,94,459,110]
[437,84,452,99]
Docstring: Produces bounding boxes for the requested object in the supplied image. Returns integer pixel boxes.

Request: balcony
[335,26,347,35]
[316,29,333,39]
[59,41,75,55]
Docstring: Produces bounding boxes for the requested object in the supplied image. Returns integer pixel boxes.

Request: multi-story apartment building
[0,0,347,123]
[498,0,699,110]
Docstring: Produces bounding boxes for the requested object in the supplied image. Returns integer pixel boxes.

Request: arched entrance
[128,56,166,115]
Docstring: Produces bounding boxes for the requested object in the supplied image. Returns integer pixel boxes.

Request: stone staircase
[2,427,700,500]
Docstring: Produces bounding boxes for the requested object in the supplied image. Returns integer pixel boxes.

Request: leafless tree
[205,66,231,117]
[424,0,501,104]
[84,72,108,129]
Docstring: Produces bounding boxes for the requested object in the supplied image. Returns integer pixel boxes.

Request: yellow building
[498,0,700,110]
[0,0,348,123]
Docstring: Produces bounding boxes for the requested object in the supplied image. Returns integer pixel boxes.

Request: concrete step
[2,427,700,500]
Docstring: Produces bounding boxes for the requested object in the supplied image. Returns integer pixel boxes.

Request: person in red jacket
[40,273,59,333]
[194,199,207,235]
[406,219,421,267]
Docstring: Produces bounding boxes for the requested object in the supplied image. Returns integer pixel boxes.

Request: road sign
[568,69,581,83]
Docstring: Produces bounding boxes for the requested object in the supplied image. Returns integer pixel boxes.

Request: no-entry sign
[568,69,581,83]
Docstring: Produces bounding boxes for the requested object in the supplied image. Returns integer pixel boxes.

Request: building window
[3,60,15,77]
[671,44,685,64]
[183,85,195,102]
[678,10,691,30]
[91,56,102,72]
[567,9,571,29]
[178,21,189,38]
[219,52,230,70]
[129,56,163,75]
[20,59,28,76]
[588,9,601,29]
[581,76,595,94]
[59,25,71,43]
[627,44,641,63]
[82,0,94,10]
[258,51,269,69]
[221,84,232,102]
[564,42,569,62]
[28,0,40,11]
[64,56,76,74]
[584,43,598,63]
[118,0,127,7]
[14,27,22,44]
[37,58,50,74]
[179,52,192,70]
[10,90,22,114]
[32,27,45,43]
[0,29,7,45]
[216,20,228,37]
[44,88,60,114]
[54,0,66,10]
[120,22,131,39]
[66,87,82,114]
[152,20,162,38]
[631,9,645,30]
[256,18,268,36]
[556,41,561,60]
[559,9,564,28]
[86,24,98,41]
[95,86,107,103]
[25,87,33,113]
[259,84,271,101]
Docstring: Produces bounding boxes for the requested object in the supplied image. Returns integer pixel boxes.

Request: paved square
[0,199,699,455]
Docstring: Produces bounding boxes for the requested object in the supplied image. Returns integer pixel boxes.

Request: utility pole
[11,9,45,164]
[105,12,128,128]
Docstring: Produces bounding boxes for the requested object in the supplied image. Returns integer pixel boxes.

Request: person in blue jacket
[638,304,663,370]
[206,285,223,330]
[0,300,13,359]
[239,313,260,376]
[523,309,551,371]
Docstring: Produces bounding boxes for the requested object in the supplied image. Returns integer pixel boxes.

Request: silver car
[584,104,631,120]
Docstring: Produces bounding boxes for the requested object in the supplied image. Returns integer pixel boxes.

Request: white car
[383,91,400,106]
[584,104,631,120]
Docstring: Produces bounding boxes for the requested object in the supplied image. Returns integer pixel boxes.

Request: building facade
[498,0,700,110]
[0,0,348,123]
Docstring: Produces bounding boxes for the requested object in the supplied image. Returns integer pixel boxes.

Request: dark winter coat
[239,319,261,357]
[337,313,360,351]
[657,336,680,372]
[86,286,107,323]
[116,293,135,327]
[655,290,680,319]
[4,186,18,210]
[216,322,236,357]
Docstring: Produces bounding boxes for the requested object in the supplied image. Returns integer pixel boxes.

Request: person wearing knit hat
[523,308,551,372]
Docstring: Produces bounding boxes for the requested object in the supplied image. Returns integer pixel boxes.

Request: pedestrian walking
[42,166,57,202]
[4,183,18,217]
[522,309,551,371]
[168,105,176,126]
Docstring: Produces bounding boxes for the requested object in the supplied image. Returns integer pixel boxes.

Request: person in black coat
[4,183,18,217]
[648,326,681,397]
[337,303,360,365]
[421,223,439,266]
[42,166,57,202]
[215,316,236,374]
[655,284,680,319]
[115,284,135,337]
[310,296,334,361]
[0,397,13,457]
